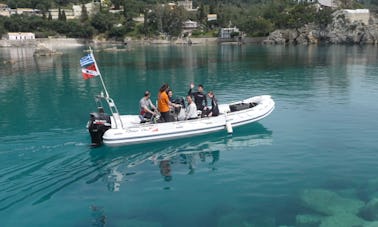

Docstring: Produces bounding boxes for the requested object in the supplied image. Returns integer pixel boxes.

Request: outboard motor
[87,107,111,146]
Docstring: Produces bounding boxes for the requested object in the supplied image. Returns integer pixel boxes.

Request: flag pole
[89,46,110,98]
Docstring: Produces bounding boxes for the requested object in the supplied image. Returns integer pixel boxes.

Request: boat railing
[96,93,124,129]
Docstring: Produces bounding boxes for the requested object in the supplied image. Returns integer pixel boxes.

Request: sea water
[0,44,377,226]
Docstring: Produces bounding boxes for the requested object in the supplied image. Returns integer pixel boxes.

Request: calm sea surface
[0,44,377,226]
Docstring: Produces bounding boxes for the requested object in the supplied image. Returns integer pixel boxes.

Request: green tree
[241,16,274,36]
[123,0,138,20]
[286,3,316,29]
[161,6,187,36]
[108,26,126,39]
[111,0,123,10]
[58,7,62,20]
[197,3,208,24]
[315,7,334,29]
[91,11,115,33]
[81,4,89,22]
[143,8,159,36]
[61,9,67,21]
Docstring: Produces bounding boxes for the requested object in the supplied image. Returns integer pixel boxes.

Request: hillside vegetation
[0,0,375,39]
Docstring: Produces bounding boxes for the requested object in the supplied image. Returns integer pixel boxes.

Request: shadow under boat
[87,122,273,191]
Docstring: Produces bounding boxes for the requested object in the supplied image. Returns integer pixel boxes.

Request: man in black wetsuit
[187,83,207,111]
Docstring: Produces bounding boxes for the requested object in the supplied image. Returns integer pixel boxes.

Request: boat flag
[80,54,95,67]
[80,48,110,98]
[82,64,99,80]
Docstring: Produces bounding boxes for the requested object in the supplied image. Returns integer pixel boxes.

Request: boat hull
[101,95,275,146]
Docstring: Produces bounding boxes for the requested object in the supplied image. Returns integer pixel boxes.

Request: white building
[297,0,338,8]
[207,14,217,22]
[219,27,240,39]
[48,2,100,20]
[72,2,100,18]
[5,32,35,40]
[177,0,197,11]
[183,20,198,29]
[343,9,370,25]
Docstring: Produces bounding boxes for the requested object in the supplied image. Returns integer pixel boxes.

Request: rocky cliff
[263,10,378,45]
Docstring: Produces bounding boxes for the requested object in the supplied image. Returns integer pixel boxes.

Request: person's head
[167,89,173,97]
[159,83,169,92]
[208,91,214,98]
[198,84,204,93]
[159,160,172,181]
[186,95,193,104]
[144,90,150,98]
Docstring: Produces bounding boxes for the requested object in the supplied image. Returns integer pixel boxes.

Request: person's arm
[188,83,194,96]
[169,100,180,108]
[149,99,157,111]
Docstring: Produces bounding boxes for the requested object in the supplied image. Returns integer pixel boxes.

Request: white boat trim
[100,95,275,146]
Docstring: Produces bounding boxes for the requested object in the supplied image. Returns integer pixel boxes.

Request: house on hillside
[48,2,100,20]
[5,32,35,40]
[207,14,217,22]
[219,27,240,39]
[0,3,10,17]
[297,0,338,8]
[177,0,198,11]
[182,20,198,30]
[49,8,75,20]
[343,9,370,25]
[72,2,100,18]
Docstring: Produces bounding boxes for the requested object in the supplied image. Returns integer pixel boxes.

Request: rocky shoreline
[263,10,378,45]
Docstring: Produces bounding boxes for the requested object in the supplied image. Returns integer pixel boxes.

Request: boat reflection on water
[88,123,272,191]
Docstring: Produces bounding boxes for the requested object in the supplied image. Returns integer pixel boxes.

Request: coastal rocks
[319,212,365,227]
[116,219,163,227]
[300,188,364,215]
[217,212,275,227]
[296,188,376,227]
[359,198,378,221]
[264,10,378,45]
[33,44,62,56]
[296,214,323,227]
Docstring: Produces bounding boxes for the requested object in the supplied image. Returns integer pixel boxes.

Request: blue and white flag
[80,54,95,67]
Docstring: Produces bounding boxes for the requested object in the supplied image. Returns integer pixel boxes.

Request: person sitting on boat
[185,95,198,120]
[139,90,157,121]
[167,89,174,103]
[188,83,207,111]
[202,91,219,117]
[158,84,180,122]
[168,89,185,113]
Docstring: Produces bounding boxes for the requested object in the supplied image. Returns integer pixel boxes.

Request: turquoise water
[0,44,378,226]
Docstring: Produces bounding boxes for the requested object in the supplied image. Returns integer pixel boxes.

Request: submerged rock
[300,188,364,215]
[359,198,378,221]
[319,212,365,227]
[116,219,162,227]
[33,44,62,56]
[296,214,323,227]
[364,221,378,227]
[217,213,253,227]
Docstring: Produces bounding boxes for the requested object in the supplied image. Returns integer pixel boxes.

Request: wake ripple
[0,130,110,212]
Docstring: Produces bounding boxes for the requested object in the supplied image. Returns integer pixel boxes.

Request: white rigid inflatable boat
[88,94,275,147]
[83,48,275,147]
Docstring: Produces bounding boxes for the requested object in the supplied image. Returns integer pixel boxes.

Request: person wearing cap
[139,90,157,120]
[188,83,207,111]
